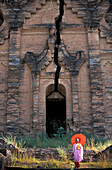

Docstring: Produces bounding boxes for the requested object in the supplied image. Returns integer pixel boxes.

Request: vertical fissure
[54,0,64,92]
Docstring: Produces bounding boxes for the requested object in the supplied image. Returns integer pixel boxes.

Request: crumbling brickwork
[0,0,112,137]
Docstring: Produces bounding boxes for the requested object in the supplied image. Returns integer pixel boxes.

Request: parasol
[71,133,86,146]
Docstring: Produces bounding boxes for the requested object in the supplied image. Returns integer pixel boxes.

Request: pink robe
[73,143,83,162]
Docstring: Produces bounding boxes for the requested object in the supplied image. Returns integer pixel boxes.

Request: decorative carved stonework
[23,38,87,76]
[105,0,112,26]
[77,0,108,28]
[23,25,57,76]
[59,40,87,72]
[3,0,35,29]
[23,43,49,76]
[100,0,112,43]
[48,25,56,54]
[0,26,8,45]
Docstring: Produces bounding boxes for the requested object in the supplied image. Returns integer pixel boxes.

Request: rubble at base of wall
[0,149,11,170]
[25,148,96,162]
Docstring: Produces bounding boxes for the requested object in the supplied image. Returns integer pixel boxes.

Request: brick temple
[0,0,112,137]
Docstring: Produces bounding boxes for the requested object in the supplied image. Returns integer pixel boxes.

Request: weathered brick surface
[19,63,33,135]
[78,61,93,133]
[87,28,106,136]
[101,54,112,136]
[0,0,112,137]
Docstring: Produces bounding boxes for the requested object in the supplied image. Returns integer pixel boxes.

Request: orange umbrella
[71,133,86,146]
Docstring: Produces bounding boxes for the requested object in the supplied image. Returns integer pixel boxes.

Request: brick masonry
[0,0,112,137]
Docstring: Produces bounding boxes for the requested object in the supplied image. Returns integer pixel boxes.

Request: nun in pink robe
[72,138,83,168]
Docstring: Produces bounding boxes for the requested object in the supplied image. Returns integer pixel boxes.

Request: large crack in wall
[54,0,64,92]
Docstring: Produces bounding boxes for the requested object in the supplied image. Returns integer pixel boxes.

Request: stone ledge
[25,148,96,162]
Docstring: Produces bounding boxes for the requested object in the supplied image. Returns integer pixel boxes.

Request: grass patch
[84,135,112,152]
[1,131,112,152]
[11,152,112,169]
[11,151,72,169]
[1,131,112,169]
[84,161,112,169]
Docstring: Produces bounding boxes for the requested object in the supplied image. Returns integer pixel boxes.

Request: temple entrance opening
[46,84,66,137]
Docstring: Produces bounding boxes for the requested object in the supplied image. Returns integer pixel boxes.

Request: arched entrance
[46,84,66,137]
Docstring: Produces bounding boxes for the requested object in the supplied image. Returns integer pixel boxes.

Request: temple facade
[0,0,112,137]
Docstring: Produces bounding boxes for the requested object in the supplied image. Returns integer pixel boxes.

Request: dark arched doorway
[46,84,66,137]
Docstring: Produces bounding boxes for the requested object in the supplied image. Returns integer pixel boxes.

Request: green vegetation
[1,129,112,169]
[2,129,112,152]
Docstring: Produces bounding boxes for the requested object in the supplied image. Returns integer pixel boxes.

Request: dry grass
[10,147,112,169]
[2,133,112,169]
[84,161,112,169]
[11,152,72,169]
[84,136,112,153]
[11,154,112,169]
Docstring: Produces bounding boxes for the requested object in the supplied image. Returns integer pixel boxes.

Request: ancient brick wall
[0,16,8,134]
[0,0,112,137]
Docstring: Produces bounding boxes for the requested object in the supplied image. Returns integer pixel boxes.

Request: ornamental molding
[23,38,87,76]
[59,40,87,73]
[100,0,112,43]
[23,40,50,76]
[65,0,109,29]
